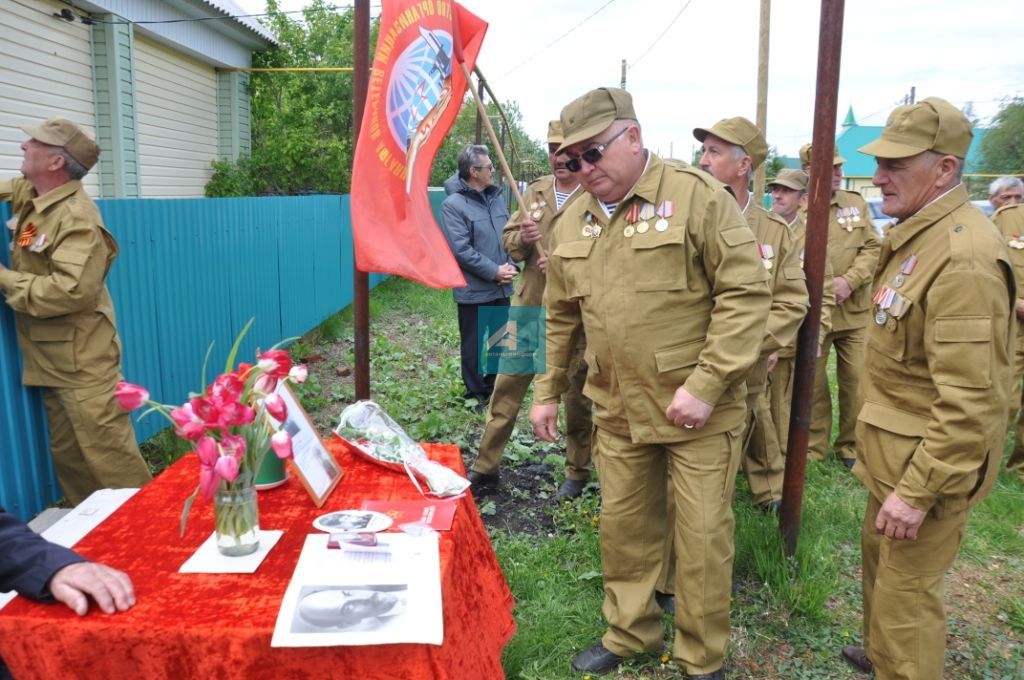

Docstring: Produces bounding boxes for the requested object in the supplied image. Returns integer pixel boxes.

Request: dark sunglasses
[564,126,629,173]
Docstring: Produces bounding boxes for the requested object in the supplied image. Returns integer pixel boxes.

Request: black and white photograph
[271,381,343,506]
[312,509,392,534]
[290,585,409,634]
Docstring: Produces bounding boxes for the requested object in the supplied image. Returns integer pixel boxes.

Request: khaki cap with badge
[547,119,564,146]
[557,87,637,152]
[800,143,845,166]
[858,96,972,159]
[768,168,809,192]
[693,116,769,170]
[19,116,101,170]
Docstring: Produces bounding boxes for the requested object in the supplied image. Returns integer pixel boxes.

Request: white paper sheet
[178,530,283,573]
[271,532,443,647]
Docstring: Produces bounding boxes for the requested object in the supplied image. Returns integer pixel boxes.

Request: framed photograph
[271,381,343,506]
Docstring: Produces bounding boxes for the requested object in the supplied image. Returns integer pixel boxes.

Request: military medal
[1011,235,1024,249]
[637,221,650,234]
[758,243,775,270]
[836,208,846,226]
[852,207,861,224]
[582,213,597,238]
[16,222,37,248]
[638,202,655,233]
[874,308,888,325]
[885,316,897,331]
[654,200,673,232]
[623,224,636,238]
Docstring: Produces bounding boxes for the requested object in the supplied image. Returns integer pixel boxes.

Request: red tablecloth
[0,439,515,679]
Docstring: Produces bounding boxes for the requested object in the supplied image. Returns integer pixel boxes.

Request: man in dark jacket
[440,144,517,406]
[0,506,136,679]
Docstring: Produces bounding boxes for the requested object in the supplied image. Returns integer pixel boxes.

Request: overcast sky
[235,0,1024,160]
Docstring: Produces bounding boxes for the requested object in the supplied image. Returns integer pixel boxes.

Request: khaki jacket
[854,185,1014,515]
[778,213,835,359]
[0,178,124,387]
[535,154,771,443]
[993,203,1024,352]
[826,189,881,332]
[502,175,582,306]
[743,204,808,392]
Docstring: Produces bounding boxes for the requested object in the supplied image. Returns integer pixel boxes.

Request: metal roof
[199,0,278,45]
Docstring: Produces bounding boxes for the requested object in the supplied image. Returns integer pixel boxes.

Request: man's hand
[495,263,517,284]
[520,219,542,245]
[766,351,780,373]
[665,387,713,430]
[530,403,560,441]
[833,276,853,304]
[537,256,549,274]
[875,492,927,540]
[48,562,137,616]
[1015,299,1024,322]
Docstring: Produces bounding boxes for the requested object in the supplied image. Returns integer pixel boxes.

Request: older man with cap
[694,117,808,512]
[0,117,151,505]
[841,97,1013,679]
[800,144,881,468]
[766,169,835,455]
[530,87,771,679]
[993,198,1024,483]
[988,175,1023,211]
[468,121,594,499]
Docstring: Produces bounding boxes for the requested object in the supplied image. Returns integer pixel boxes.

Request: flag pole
[452,16,545,259]
[352,0,371,400]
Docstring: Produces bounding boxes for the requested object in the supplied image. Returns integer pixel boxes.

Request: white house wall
[135,36,218,197]
[0,0,99,196]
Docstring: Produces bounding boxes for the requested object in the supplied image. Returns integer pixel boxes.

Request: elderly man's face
[562,123,638,203]
[698,134,745,184]
[872,152,946,221]
[990,185,1023,209]
[20,138,60,182]
[831,163,844,192]
[549,144,575,183]
[770,185,802,222]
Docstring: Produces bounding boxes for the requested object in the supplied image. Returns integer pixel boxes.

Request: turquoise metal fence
[0,194,400,519]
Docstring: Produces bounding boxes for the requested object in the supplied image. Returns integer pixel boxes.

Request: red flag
[350,1,488,288]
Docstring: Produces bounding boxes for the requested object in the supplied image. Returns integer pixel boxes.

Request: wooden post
[753,0,771,200]
[352,0,371,400]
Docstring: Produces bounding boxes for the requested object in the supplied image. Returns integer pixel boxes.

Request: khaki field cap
[801,143,845,166]
[557,87,637,152]
[546,119,564,146]
[859,96,972,159]
[20,116,101,170]
[693,117,768,170]
[769,168,809,192]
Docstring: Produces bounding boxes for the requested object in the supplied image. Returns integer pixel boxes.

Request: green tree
[980,97,1024,176]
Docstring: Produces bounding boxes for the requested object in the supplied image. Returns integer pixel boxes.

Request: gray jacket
[440,178,515,304]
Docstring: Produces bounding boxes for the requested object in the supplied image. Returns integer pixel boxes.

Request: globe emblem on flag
[386,28,455,151]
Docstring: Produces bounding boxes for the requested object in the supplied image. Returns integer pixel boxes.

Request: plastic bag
[334,400,470,498]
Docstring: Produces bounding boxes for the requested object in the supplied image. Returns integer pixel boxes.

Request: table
[0,439,516,679]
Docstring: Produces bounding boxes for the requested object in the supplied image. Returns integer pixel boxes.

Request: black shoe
[687,670,725,680]
[654,590,675,614]
[756,500,782,514]
[556,478,587,500]
[841,458,856,470]
[468,470,500,491]
[841,646,873,674]
[571,641,625,675]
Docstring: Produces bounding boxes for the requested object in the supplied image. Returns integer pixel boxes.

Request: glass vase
[214,480,260,556]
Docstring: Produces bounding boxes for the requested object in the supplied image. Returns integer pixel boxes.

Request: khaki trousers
[861,491,966,680]
[595,426,740,675]
[810,326,864,461]
[741,385,784,506]
[43,380,152,505]
[472,341,592,479]
[768,355,795,454]
[1006,342,1024,477]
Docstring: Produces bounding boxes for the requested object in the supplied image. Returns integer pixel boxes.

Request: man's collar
[886,184,967,250]
[31,180,81,213]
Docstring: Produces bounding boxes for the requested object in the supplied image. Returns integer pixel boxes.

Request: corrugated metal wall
[0,194,397,519]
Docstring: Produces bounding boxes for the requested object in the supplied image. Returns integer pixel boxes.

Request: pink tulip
[115,382,149,410]
[288,364,308,384]
[253,373,278,396]
[220,401,255,428]
[271,430,293,460]
[195,437,221,498]
[257,350,292,378]
[171,404,207,441]
[190,397,220,424]
[210,373,244,406]
[214,453,239,483]
[264,393,287,422]
[220,433,247,459]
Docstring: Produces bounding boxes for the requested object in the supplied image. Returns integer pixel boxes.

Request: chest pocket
[867,310,909,363]
[553,239,594,299]
[630,225,688,292]
[933,316,991,388]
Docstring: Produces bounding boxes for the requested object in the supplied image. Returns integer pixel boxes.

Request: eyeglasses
[564,126,629,173]
[473,163,494,172]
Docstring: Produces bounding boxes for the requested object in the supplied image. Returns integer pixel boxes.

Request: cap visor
[557,118,614,153]
[18,124,62,147]
[858,139,924,159]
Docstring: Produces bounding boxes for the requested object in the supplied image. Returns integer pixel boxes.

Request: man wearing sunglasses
[694,117,808,514]
[439,144,518,409]
[468,121,594,499]
[530,87,771,680]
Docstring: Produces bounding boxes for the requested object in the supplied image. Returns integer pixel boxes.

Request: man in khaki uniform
[802,146,881,467]
[988,175,1023,211]
[694,117,808,510]
[469,121,593,499]
[530,87,771,679]
[766,169,835,455]
[0,117,151,505]
[993,201,1024,482]
[842,97,1014,679]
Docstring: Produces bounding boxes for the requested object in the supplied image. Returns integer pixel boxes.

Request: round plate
[313,510,392,534]
[255,471,290,491]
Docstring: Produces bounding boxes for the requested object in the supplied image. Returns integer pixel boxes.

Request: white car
[865,197,994,236]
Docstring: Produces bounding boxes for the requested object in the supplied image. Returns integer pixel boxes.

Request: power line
[500,0,619,78]
[628,0,694,71]
[49,0,375,27]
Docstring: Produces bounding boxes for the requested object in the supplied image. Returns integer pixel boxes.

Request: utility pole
[620,60,627,89]
[753,0,771,199]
